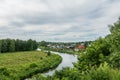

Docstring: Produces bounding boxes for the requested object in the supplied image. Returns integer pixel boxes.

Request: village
[45,43,86,52]
[38,41,92,53]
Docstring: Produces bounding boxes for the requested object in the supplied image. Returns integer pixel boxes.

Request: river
[25,51,78,80]
[42,51,78,76]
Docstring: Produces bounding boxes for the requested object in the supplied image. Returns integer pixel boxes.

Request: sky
[0,0,120,42]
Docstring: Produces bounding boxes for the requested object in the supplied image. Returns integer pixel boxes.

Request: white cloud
[0,0,120,42]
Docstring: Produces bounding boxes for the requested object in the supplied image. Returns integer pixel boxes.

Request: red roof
[78,45,85,49]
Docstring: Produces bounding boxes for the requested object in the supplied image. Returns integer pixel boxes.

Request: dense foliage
[32,63,120,80]
[32,18,120,80]
[0,51,62,80]
[0,39,38,53]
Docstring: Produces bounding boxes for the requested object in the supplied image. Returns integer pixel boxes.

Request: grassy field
[0,51,62,80]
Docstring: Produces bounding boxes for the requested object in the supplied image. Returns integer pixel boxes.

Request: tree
[27,39,33,51]
[108,18,120,52]
[0,40,2,53]
[1,39,8,53]
[6,38,12,52]
[39,41,47,47]
[33,40,38,50]
[0,39,38,53]
[9,40,15,52]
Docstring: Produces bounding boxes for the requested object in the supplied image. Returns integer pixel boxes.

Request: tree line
[0,39,38,53]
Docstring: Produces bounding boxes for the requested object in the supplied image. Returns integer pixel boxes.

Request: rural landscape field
[0,0,120,80]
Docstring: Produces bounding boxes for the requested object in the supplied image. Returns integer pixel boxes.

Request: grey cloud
[0,0,120,42]
[7,0,105,25]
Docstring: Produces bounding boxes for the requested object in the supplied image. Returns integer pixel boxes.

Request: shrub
[29,63,38,68]
[85,62,120,80]
[47,51,51,56]
[108,52,120,68]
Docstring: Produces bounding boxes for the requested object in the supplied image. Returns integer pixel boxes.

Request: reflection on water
[43,51,78,76]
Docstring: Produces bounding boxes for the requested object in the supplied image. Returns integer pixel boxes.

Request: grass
[0,51,62,80]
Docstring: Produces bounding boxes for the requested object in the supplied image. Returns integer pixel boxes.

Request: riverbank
[0,51,62,80]
[40,47,80,54]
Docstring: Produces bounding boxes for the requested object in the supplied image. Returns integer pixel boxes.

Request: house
[37,48,41,51]
[74,48,79,52]
[74,44,85,52]
[78,45,85,50]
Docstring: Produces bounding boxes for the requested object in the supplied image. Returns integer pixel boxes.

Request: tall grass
[0,51,62,80]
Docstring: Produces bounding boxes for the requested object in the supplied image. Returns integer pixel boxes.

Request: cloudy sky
[0,0,120,42]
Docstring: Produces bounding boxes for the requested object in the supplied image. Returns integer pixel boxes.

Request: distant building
[78,45,85,50]
[37,48,41,51]
[74,48,79,52]
[74,44,85,52]
[47,44,51,47]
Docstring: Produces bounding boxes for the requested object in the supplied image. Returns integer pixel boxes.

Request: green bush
[108,52,120,68]
[47,51,51,56]
[85,62,120,80]
[29,63,38,68]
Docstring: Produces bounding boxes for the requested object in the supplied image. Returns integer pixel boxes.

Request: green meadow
[0,51,62,80]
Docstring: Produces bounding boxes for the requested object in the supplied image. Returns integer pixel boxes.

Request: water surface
[43,51,78,76]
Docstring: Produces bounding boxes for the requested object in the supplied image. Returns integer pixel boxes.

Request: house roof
[78,45,85,49]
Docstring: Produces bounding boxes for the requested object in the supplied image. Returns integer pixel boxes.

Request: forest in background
[0,39,38,53]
